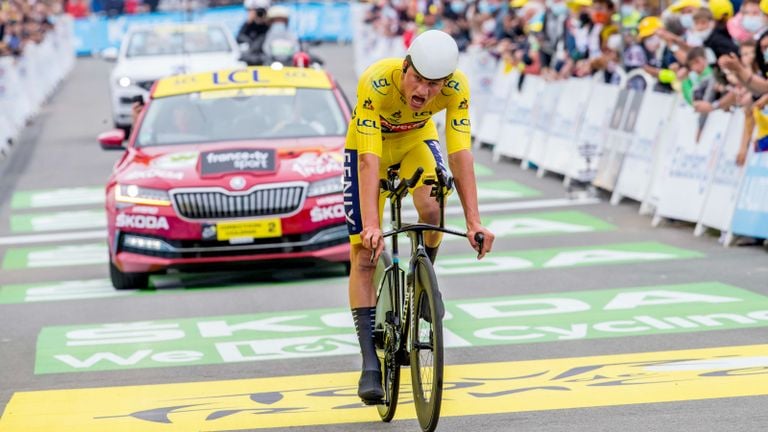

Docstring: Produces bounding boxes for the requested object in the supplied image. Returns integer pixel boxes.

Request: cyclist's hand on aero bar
[467,223,494,260]
[361,226,385,264]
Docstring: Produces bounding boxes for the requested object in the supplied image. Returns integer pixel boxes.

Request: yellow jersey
[345,58,472,157]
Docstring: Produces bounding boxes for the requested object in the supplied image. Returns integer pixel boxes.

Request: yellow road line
[3,344,768,431]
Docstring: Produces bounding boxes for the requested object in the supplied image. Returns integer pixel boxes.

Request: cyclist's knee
[351,244,378,272]
[414,197,440,225]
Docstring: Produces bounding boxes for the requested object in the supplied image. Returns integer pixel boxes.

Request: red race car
[98,66,351,289]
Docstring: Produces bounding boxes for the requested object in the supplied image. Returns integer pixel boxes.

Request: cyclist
[344,29,495,403]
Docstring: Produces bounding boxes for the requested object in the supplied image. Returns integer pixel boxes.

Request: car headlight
[115,185,172,206]
[117,76,132,88]
[308,176,343,197]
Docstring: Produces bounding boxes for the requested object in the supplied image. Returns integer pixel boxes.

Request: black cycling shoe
[358,370,384,404]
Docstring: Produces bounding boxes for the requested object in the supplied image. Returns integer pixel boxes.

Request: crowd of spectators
[364,0,768,165]
[0,0,61,57]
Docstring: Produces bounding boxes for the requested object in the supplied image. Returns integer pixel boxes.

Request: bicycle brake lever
[474,232,485,259]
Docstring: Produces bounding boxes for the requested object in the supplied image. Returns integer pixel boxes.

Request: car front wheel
[109,261,149,290]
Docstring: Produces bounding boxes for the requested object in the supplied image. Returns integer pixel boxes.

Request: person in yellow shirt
[344,29,495,403]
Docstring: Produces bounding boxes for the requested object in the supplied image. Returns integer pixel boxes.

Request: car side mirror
[98,129,126,150]
[101,47,119,62]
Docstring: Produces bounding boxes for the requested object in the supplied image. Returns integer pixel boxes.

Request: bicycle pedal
[362,398,385,406]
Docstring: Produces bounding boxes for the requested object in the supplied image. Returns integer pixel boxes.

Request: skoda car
[107,23,244,131]
[98,66,351,289]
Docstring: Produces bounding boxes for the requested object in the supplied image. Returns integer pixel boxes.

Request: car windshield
[126,27,232,58]
[135,88,347,147]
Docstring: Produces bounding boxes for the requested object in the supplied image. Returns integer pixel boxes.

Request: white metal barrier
[0,15,75,159]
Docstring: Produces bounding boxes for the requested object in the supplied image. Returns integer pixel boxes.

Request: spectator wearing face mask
[729,0,768,43]
[691,7,738,59]
[539,0,569,70]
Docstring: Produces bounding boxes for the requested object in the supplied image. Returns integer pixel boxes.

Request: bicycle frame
[379,167,466,357]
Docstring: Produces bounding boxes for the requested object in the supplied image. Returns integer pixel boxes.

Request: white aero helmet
[244,0,270,9]
[406,30,459,80]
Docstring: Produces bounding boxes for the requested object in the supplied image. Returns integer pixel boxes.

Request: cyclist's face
[401,62,445,111]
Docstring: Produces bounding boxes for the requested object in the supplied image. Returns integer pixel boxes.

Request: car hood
[112,53,243,81]
[116,137,346,190]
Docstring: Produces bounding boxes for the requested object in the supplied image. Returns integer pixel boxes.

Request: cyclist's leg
[344,147,390,402]
[399,123,445,262]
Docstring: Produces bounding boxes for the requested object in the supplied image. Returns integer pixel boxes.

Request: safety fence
[73,2,353,57]
[469,50,768,244]
[0,16,76,160]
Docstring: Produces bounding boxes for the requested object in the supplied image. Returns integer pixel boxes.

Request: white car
[107,23,245,130]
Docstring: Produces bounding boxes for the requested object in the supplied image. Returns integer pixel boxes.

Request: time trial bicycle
[372,165,484,432]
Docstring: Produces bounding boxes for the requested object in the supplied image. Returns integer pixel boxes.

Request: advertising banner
[462,47,498,135]
[696,113,747,235]
[476,63,519,147]
[592,89,642,191]
[73,3,354,56]
[730,143,768,239]
[654,108,731,224]
[526,81,564,170]
[492,75,545,164]
[612,91,676,204]
[538,78,592,177]
[565,82,620,183]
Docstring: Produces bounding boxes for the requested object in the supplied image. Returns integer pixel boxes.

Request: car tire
[110,261,150,290]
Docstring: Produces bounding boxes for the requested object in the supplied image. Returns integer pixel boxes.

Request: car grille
[172,185,306,219]
[136,80,154,91]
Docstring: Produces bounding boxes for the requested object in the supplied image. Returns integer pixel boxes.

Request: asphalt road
[1,44,768,432]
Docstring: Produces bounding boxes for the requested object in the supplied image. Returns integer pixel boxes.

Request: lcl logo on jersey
[413,111,432,118]
[356,119,378,128]
[372,78,391,94]
[445,80,460,91]
[452,118,470,127]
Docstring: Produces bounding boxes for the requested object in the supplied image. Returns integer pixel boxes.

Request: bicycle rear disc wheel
[409,255,444,432]
[375,253,400,422]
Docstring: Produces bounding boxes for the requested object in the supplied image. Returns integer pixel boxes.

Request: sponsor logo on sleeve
[451,118,471,133]
[200,149,276,175]
[372,77,391,95]
[458,98,469,110]
[362,98,374,111]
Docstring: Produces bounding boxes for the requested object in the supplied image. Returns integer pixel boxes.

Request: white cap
[244,0,270,10]
[406,30,459,80]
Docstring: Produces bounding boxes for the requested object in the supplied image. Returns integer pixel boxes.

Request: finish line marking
[2,344,768,431]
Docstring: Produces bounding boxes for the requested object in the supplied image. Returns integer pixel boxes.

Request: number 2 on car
[216,219,282,241]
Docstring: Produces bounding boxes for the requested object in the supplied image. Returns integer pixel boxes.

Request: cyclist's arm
[353,79,385,256]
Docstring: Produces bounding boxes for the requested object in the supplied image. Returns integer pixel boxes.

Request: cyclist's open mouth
[410,95,426,109]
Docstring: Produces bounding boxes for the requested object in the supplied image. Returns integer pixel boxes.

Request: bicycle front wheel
[375,252,401,422]
[409,255,444,432]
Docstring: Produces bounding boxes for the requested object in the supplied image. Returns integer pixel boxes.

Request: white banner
[538,78,593,177]
[566,83,620,182]
[492,75,545,164]
[696,113,747,235]
[476,63,519,146]
[653,108,731,224]
[526,81,565,170]
[612,91,677,204]
[462,47,498,135]
[592,89,642,191]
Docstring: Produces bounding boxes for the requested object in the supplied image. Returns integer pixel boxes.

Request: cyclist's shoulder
[358,58,402,94]
[440,68,470,98]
